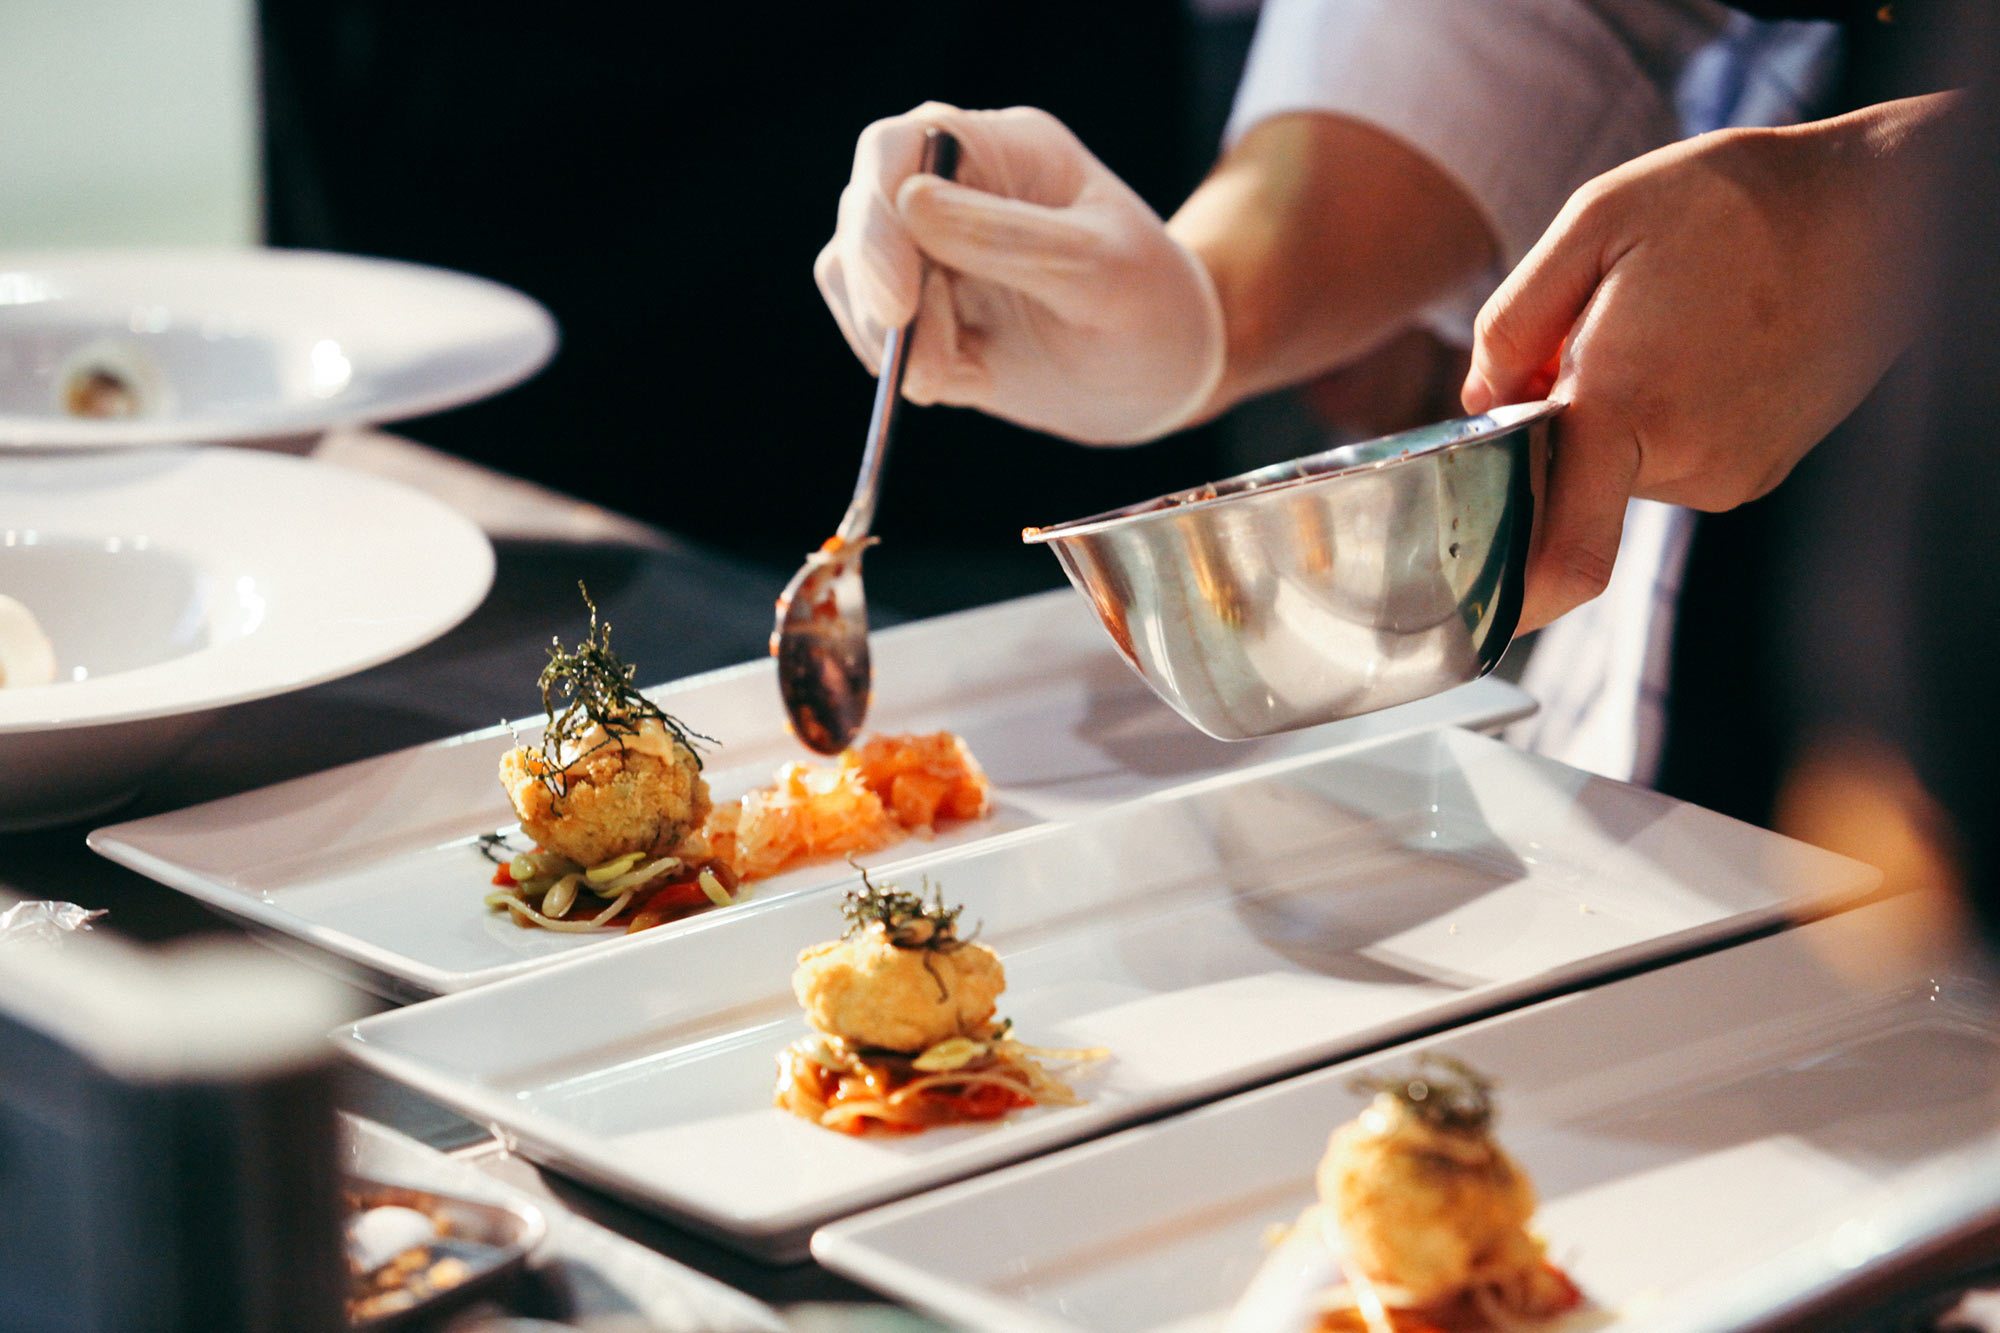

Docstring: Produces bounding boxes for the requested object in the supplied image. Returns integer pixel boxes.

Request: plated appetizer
[488,593,730,933]
[487,592,993,934]
[1232,1054,1581,1333]
[776,873,1105,1135]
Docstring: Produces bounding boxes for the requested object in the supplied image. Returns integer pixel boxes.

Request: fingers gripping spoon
[773,128,960,754]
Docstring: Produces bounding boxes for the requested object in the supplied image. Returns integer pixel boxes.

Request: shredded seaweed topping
[841,866,967,947]
[534,584,712,795]
[841,866,980,999]
[474,831,523,865]
[1351,1052,1496,1134]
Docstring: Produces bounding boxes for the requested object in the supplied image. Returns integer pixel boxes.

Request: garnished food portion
[702,730,990,882]
[1235,1055,1581,1333]
[489,590,727,932]
[776,872,1105,1134]
[486,590,995,935]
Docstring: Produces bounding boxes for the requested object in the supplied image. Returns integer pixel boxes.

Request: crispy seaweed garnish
[474,831,522,865]
[1350,1052,1496,1134]
[534,584,712,796]
[842,865,980,1000]
[842,866,966,947]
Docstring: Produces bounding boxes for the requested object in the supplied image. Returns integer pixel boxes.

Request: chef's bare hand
[815,102,1224,445]
[1463,94,1954,632]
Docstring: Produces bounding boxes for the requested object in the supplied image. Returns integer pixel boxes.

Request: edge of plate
[0,448,496,732]
[0,247,558,447]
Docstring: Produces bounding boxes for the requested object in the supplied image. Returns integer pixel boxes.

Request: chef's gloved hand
[815,102,1226,446]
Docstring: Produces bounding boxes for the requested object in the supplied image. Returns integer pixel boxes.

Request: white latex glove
[814,102,1226,446]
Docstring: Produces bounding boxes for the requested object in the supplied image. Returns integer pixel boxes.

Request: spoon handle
[834,127,961,546]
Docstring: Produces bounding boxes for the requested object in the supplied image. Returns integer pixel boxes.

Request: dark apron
[1652,0,1946,826]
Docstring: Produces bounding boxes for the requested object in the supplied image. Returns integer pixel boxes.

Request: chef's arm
[1167,111,1496,423]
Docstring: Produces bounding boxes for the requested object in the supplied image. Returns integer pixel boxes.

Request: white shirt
[1225,1,1838,783]
[1227,0,1734,340]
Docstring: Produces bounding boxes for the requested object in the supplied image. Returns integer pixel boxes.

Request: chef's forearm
[1166,111,1496,423]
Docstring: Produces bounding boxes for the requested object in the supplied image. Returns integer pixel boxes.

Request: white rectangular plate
[90,591,1532,997]
[333,727,1878,1261]
[812,896,1996,1333]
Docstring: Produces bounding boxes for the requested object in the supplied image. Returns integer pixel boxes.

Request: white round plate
[0,447,494,827]
[0,248,557,448]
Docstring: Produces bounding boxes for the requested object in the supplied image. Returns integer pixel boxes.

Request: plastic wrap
[0,899,107,948]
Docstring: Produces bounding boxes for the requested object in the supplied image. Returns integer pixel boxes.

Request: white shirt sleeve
[1225,0,1733,339]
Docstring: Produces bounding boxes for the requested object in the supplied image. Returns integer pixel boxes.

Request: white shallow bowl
[0,447,493,828]
[0,248,556,447]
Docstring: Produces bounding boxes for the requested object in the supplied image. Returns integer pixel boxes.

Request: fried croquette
[792,922,1006,1054]
[500,718,711,869]
[1320,1092,1562,1313]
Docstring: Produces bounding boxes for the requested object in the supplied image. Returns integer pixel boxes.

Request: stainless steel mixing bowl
[1022,400,1558,740]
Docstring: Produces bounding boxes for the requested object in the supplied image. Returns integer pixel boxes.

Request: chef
[817,0,1841,791]
[818,0,1994,918]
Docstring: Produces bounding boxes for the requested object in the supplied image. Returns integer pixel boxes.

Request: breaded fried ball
[500,719,711,868]
[1318,1095,1545,1309]
[792,923,1005,1054]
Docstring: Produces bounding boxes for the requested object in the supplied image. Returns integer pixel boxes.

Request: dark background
[260,1,1252,617]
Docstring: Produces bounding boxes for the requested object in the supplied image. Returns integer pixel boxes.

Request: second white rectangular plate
[335,727,1878,1261]
[91,591,1533,997]
[812,896,1999,1333]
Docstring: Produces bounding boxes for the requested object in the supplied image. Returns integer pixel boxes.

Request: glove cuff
[1118,238,1228,444]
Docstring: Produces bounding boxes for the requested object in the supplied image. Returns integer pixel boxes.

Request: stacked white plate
[1,447,493,827]
[1,247,555,826]
[0,248,554,447]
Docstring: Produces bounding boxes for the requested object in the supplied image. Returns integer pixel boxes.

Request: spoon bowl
[772,536,874,754]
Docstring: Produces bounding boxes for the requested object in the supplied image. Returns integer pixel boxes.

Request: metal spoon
[773,127,960,754]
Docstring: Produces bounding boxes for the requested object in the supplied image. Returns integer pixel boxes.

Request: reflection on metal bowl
[1023,401,1558,740]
